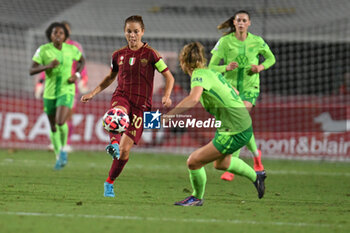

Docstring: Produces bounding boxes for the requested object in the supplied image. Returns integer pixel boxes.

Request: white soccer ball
[102,107,130,134]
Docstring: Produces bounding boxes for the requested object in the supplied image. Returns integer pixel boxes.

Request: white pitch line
[0,211,341,228]
[1,159,350,177]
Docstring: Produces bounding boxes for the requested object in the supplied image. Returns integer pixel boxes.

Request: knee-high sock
[246,134,259,157]
[108,159,129,182]
[189,167,207,199]
[232,149,240,158]
[57,123,68,148]
[226,157,257,182]
[49,131,61,159]
[67,120,73,145]
[109,132,121,144]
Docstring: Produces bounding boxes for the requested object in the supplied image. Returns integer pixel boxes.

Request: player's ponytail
[217,10,250,36]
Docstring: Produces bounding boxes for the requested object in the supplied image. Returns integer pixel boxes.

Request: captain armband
[155,59,168,73]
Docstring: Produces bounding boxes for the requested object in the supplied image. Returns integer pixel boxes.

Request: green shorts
[212,125,253,155]
[239,90,259,106]
[43,94,74,115]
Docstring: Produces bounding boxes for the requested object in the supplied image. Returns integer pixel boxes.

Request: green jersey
[32,42,82,99]
[210,32,275,92]
[191,68,251,135]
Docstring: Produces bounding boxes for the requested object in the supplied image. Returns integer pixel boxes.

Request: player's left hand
[162,96,172,108]
[250,64,264,73]
[68,74,79,84]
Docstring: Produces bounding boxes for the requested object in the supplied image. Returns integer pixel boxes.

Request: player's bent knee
[187,157,201,170]
[119,147,130,159]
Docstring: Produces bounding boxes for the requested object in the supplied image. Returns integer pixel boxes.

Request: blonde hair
[179,42,207,74]
[217,10,250,36]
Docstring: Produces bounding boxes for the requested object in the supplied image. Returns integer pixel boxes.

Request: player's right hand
[226,62,238,71]
[81,93,94,102]
[47,59,60,69]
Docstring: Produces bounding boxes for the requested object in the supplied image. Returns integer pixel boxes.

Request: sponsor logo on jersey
[192,77,203,83]
[235,54,248,67]
[119,56,124,65]
[129,130,136,136]
[111,101,118,107]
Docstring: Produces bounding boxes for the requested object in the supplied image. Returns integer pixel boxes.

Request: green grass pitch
[0,149,349,233]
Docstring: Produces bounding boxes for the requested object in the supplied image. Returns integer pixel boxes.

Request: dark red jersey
[111,43,168,108]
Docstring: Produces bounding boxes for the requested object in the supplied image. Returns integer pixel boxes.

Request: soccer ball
[102,107,130,134]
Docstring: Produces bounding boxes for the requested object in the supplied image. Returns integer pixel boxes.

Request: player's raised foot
[253,149,265,171]
[105,143,120,160]
[253,171,267,199]
[221,171,235,181]
[174,196,203,206]
[104,182,115,197]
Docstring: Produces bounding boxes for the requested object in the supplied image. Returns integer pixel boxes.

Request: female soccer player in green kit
[164,42,266,206]
[209,10,276,181]
[30,22,85,170]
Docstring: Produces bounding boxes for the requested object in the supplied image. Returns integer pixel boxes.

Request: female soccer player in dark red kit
[81,15,174,197]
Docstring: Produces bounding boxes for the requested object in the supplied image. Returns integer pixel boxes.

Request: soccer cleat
[59,150,68,167]
[54,159,62,170]
[174,196,204,206]
[105,143,120,160]
[221,171,235,181]
[104,182,115,197]
[254,170,267,199]
[253,149,265,171]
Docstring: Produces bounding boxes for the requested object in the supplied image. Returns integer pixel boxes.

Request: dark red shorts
[110,95,149,144]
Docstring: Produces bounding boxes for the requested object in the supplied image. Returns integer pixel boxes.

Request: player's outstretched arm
[81,71,117,103]
[164,86,203,121]
[161,70,175,108]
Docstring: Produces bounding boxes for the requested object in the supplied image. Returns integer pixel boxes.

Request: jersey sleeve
[110,51,119,73]
[210,37,225,59]
[190,69,211,90]
[150,48,169,73]
[258,37,276,70]
[72,45,82,61]
[32,46,43,64]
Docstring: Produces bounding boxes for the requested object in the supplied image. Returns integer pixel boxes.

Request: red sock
[108,159,129,180]
[109,133,121,144]
[105,177,114,184]
[253,150,264,171]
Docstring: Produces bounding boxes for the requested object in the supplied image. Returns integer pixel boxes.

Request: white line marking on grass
[1,159,350,177]
[0,211,341,228]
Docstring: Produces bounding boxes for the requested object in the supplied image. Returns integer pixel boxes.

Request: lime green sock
[232,149,240,158]
[246,134,258,157]
[49,131,61,158]
[57,123,68,148]
[189,167,207,199]
[226,157,257,182]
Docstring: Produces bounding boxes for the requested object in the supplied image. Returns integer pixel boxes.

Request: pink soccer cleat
[221,171,235,181]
